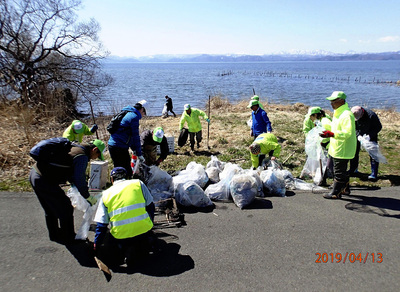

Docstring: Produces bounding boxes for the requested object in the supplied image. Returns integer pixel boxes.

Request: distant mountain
[104,51,400,63]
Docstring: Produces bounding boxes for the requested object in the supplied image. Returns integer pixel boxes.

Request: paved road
[1,186,399,292]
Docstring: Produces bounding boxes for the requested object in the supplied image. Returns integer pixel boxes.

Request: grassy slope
[1,97,400,191]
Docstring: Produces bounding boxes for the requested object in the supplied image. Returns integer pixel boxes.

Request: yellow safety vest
[102,180,153,239]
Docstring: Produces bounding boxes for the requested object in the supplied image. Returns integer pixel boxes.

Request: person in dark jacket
[164,95,176,117]
[108,103,146,178]
[349,106,382,181]
[29,139,105,244]
[140,127,170,166]
[248,99,272,139]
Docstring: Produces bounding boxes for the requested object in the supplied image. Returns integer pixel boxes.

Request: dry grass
[1,97,400,191]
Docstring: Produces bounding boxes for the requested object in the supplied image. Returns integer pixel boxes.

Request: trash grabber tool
[89,100,99,139]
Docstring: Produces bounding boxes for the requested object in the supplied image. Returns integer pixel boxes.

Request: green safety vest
[102,180,153,239]
[328,103,357,159]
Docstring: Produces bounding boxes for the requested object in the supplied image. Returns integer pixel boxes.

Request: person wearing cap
[251,95,264,109]
[29,139,106,244]
[164,95,176,117]
[303,107,332,136]
[320,91,356,199]
[249,133,281,169]
[179,104,210,151]
[248,99,272,139]
[349,106,382,181]
[302,106,333,186]
[63,120,98,143]
[140,127,170,166]
[93,167,155,267]
[108,103,146,178]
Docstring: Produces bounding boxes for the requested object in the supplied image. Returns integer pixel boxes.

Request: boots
[323,181,347,199]
[368,160,379,181]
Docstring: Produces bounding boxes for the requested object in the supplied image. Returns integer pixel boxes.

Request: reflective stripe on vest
[102,179,153,239]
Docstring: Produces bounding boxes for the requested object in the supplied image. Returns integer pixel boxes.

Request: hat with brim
[184,104,191,110]
[251,95,260,101]
[326,91,347,101]
[247,100,259,108]
[308,106,321,116]
[72,120,84,134]
[351,106,363,121]
[153,127,164,143]
[92,139,105,161]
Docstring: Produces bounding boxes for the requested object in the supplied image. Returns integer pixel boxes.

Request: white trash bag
[146,165,173,193]
[206,166,220,183]
[67,186,100,240]
[230,173,258,209]
[260,168,286,197]
[358,134,387,163]
[175,181,213,207]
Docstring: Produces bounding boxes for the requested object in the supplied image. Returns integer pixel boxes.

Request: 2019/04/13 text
[315,252,383,263]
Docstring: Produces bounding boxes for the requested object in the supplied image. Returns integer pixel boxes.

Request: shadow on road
[342,192,400,219]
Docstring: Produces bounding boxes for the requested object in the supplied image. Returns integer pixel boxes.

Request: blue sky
[77,0,400,57]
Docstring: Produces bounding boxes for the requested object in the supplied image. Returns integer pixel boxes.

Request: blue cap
[110,167,127,177]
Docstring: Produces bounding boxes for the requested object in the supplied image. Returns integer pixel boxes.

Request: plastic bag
[204,163,241,201]
[281,169,295,190]
[146,165,173,193]
[294,178,326,191]
[260,168,286,197]
[175,181,213,207]
[206,166,220,183]
[206,155,225,171]
[301,126,328,185]
[172,162,209,189]
[242,169,264,197]
[162,104,168,116]
[359,134,387,163]
[230,173,258,209]
[66,186,100,240]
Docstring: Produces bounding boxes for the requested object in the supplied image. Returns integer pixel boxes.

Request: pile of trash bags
[144,155,325,210]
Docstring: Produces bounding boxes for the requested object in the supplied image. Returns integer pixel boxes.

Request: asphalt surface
[1,186,399,292]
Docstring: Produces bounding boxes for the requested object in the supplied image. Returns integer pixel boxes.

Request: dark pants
[349,140,378,175]
[29,169,75,243]
[167,108,176,117]
[333,158,350,184]
[109,145,133,178]
[189,131,202,150]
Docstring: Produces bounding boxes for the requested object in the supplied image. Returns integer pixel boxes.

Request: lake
[91,60,400,116]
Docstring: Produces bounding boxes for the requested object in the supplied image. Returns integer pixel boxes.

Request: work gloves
[206,118,210,123]
[90,124,98,133]
[320,130,334,138]
[86,195,97,206]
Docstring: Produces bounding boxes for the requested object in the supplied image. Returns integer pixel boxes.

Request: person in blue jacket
[108,103,146,178]
[248,99,272,139]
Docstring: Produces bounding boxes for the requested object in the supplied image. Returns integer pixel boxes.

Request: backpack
[30,137,73,167]
[107,110,129,134]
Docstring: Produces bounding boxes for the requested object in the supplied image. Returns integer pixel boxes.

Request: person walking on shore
[320,91,356,199]
[164,95,176,117]
[179,104,210,151]
[349,106,382,181]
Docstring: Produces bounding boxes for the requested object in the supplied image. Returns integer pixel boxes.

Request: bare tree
[0,0,112,119]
